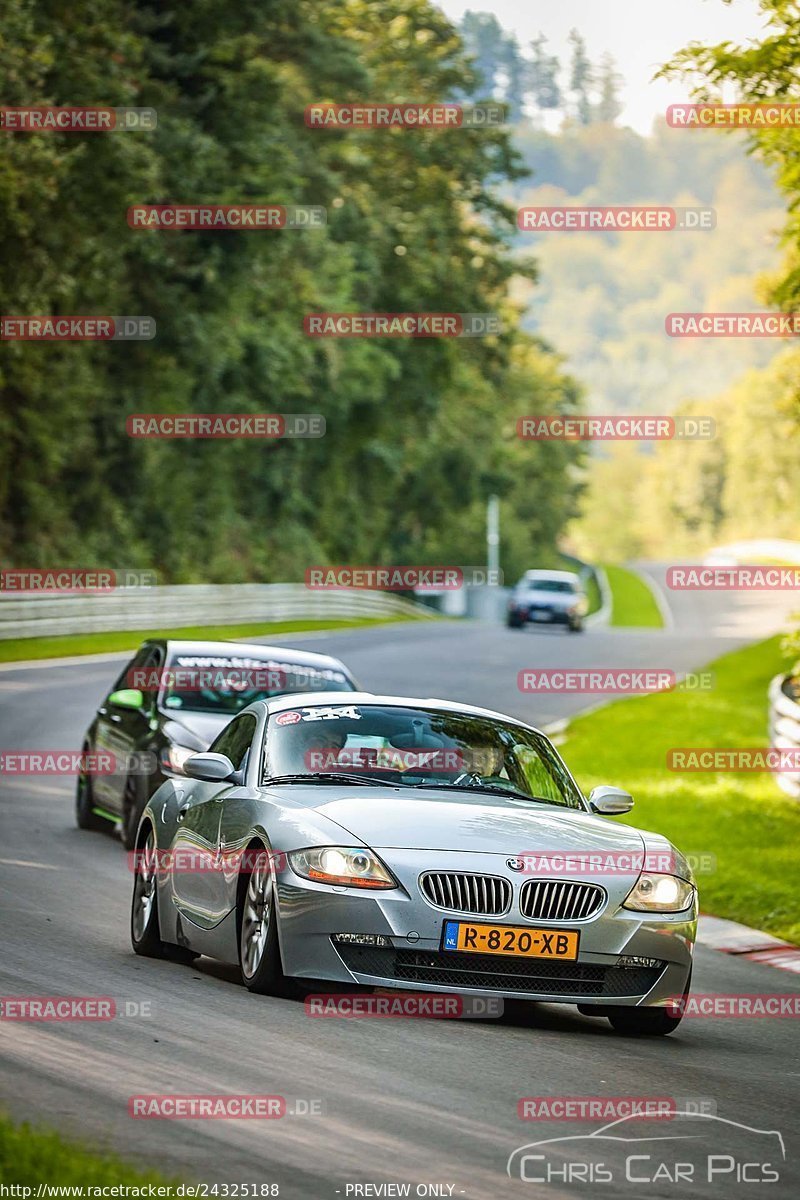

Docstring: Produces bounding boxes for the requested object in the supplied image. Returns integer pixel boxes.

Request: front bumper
[511,606,576,625]
[275,853,695,1008]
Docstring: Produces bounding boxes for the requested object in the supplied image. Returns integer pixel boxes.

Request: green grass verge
[0,614,429,663]
[561,635,800,943]
[0,1113,178,1186]
[603,564,664,628]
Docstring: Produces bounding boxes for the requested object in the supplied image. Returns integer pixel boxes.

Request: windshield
[262,702,584,809]
[521,579,577,594]
[158,654,354,715]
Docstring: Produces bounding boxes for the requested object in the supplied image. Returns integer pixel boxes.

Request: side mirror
[589,785,634,815]
[108,688,145,711]
[184,752,235,782]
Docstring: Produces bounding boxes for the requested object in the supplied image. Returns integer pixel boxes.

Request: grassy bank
[0,1114,178,1186]
[603,564,664,628]
[0,614,429,664]
[561,635,800,943]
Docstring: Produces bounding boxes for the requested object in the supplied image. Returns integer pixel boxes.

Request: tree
[458,10,508,97]
[0,0,585,581]
[567,28,593,126]
[502,31,529,124]
[595,53,623,124]
[660,0,800,343]
[529,35,561,120]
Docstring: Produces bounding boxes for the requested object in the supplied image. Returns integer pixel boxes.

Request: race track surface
[1,571,797,1198]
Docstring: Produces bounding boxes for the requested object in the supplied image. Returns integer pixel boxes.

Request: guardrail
[768,673,800,799]
[0,584,438,641]
[584,565,611,628]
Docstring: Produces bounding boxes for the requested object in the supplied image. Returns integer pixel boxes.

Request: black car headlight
[623,872,695,913]
[288,846,397,890]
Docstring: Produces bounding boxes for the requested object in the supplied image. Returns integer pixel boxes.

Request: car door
[169,713,258,927]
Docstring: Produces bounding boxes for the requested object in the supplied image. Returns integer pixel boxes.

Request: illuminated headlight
[160,744,197,775]
[623,873,695,913]
[288,847,397,890]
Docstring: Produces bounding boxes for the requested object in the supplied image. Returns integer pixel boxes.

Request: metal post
[487,494,500,584]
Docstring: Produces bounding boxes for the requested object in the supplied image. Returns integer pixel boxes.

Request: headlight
[623,872,695,913]
[160,744,197,775]
[288,846,397,890]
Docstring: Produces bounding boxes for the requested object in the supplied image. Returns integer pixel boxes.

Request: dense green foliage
[563,0,800,559]
[512,121,785,417]
[1,0,585,582]
[571,351,800,560]
[662,0,800,320]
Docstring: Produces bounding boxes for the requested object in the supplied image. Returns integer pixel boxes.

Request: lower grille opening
[334,943,665,999]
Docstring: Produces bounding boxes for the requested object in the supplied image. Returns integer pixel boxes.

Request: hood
[162,711,229,749]
[285,786,645,856]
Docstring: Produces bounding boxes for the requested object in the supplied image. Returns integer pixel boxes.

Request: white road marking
[0,858,63,870]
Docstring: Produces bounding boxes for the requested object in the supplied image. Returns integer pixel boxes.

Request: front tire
[607,1005,683,1037]
[76,751,106,831]
[605,968,691,1037]
[131,825,197,963]
[238,846,289,995]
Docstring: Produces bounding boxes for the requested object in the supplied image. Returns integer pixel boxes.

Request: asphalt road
[1,571,798,1199]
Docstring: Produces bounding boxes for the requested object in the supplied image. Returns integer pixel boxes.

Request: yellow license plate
[442,920,579,960]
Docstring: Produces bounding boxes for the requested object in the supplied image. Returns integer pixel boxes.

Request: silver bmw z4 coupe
[130,692,697,1036]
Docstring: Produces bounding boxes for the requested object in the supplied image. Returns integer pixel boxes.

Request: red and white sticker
[275,711,302,726]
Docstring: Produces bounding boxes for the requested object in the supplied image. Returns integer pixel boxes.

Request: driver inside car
[291,722,348,773]
[462,743,510,786]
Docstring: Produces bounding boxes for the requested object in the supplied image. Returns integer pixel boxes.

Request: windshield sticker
[298,705,362,722]
[173,655,346,681]
[275,711,302,725]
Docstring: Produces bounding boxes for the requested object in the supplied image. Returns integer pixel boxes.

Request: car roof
[255,690,546,735]
[520,569,581,584]
[157,639,352,672]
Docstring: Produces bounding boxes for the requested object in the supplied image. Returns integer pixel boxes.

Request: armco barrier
[768,673,800,799]
[0,583,437,641]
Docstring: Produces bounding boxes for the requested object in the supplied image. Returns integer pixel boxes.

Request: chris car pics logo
[507,1112,784,1187]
